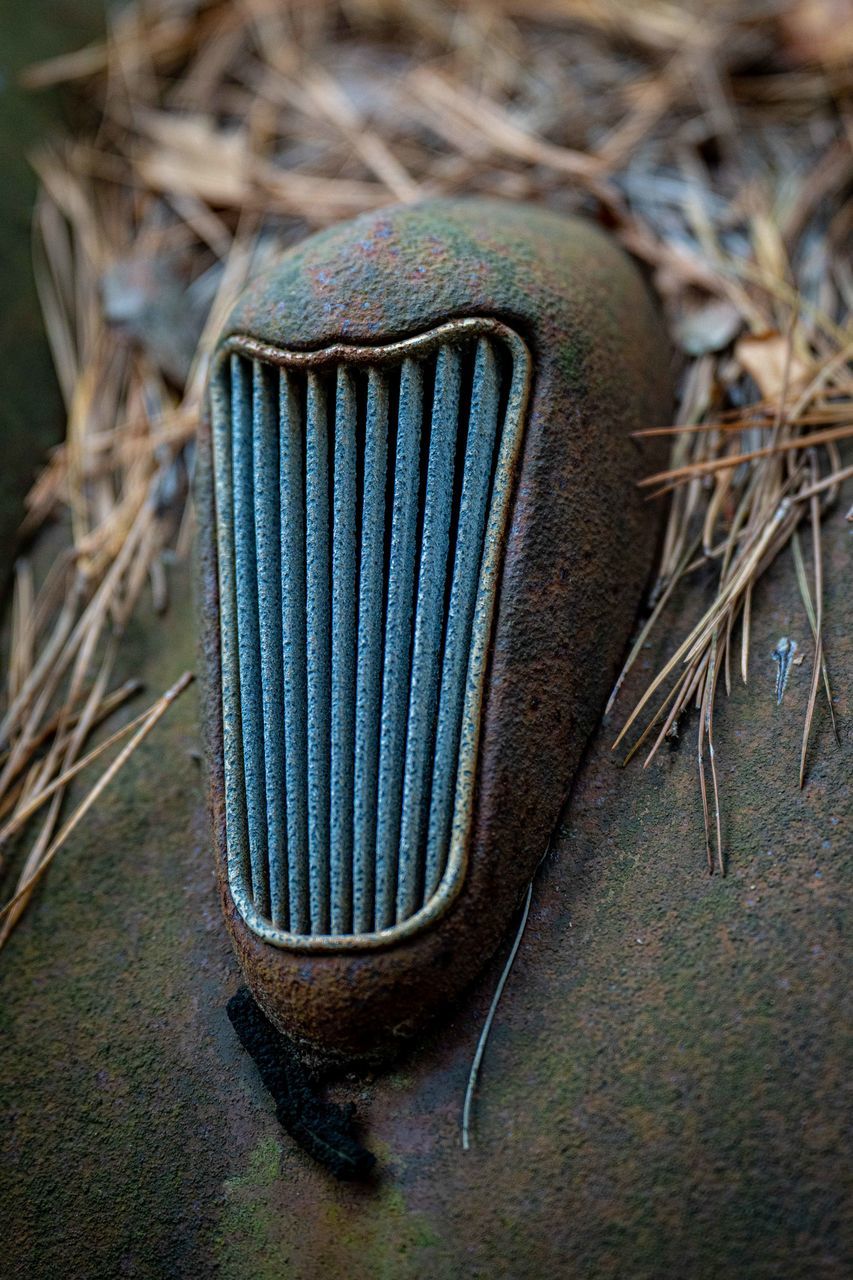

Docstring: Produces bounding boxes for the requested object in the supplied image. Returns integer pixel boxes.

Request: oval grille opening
[210,319,531,947]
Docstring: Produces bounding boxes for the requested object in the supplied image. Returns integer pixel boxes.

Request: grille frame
[209,316,532,952]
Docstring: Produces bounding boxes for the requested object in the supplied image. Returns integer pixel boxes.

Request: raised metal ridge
[210,317,531,950]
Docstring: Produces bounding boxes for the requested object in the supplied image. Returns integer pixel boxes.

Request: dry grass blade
[0,673,194,940]
[639,423,853,491]
[799,479,825,789]
[613,291,847,865]
[605,534,701,719]
[0,677,142,818]
[462,880,533,1152]
[0,645,115,944]
[0,692,159,849]
[791,530,838,743]
[796,464,853,500]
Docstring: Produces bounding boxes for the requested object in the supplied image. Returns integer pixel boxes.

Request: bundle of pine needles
[1,0,850,946]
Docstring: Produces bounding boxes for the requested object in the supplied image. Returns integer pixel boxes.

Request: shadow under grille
[210,319,530,947]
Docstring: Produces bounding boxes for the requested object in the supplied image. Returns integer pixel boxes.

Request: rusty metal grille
[210,319,531,948]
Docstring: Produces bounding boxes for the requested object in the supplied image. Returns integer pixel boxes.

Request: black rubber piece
[226,986,377,1181]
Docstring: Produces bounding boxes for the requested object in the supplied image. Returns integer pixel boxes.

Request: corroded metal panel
[199,197,673,1060]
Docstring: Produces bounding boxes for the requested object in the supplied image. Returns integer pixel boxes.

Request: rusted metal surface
[1,518,848,1278]
[197,197,672,1061]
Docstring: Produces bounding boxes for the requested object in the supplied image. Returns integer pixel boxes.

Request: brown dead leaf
[782,0,853,68]
[735,331,812,401]
[135,112,250,206]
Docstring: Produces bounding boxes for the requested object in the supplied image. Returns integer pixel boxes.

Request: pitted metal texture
[210,319,531,948]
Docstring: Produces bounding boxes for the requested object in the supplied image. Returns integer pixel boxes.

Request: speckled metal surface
[209,320,532,948]
[197,198,673,1061]
[1,518,848,1280]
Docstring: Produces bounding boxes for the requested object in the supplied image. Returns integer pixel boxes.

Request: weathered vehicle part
[197,197,672,1062]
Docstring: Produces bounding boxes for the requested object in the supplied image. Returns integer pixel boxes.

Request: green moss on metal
[1,528,848,1278]
[217,1136,286,1280]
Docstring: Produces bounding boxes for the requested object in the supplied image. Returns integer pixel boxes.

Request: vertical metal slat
[423,338,501,901]
[374,358,424,929]
[394,345,462,926]
[231,354,269,916]
[279,368,309,933]
[211,365,249,898]
[352,368,389,933]
[305,372,331,934]
[330,366,357,934]
[252,360,287,927]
